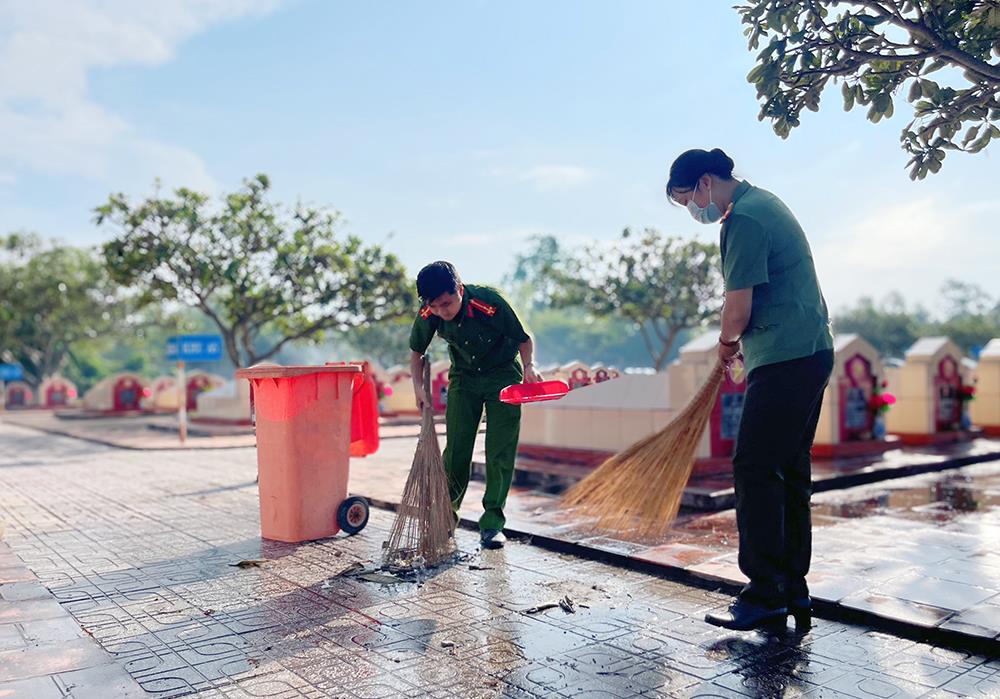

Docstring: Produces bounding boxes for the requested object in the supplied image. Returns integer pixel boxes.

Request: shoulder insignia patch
[469,298,497,317]
[419,306,433,319]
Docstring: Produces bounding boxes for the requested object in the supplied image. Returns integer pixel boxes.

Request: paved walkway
[1,421,999,697]
[479,462,1000,645]
[0,539,145,697]
[0,411,453,451]
[355,433,1000,646]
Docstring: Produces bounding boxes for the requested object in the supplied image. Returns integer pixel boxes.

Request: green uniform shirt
[721,180,833,374]
[409,284,530,376]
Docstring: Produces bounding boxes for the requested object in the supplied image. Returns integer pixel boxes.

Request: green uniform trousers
[442,365,522,532]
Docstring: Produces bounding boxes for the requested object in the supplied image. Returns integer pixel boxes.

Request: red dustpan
[499,379,570,405]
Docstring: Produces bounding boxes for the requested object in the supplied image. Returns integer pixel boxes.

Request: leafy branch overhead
[96,175,415,367]
[738,0,1000,178]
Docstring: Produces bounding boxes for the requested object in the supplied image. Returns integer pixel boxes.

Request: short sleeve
[493,292,531,343]
[408,314,435,354]
[722,214,770,291]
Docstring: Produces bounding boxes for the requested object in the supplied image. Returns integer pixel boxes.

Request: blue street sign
[0,363,23,381]
[166,335,224,362]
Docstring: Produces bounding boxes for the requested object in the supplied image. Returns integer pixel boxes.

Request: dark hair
[666,148,735,199]
[416,261,461,302]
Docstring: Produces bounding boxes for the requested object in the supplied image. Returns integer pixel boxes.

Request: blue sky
[1,0,996,316]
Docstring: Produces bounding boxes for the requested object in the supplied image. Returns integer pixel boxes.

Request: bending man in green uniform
[409,261,543,549]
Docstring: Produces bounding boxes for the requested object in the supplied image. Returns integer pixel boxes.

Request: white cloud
[0,0,285,191]
[518,164,595,191]
[814,195,997,314]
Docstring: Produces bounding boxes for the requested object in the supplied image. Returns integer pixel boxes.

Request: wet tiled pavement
[681,438,1000,510]
[478,462,1000,644]
[2,421,1000,697]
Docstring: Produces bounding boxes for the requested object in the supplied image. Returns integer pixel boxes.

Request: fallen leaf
[559,596,576,614]
[441,641,456,648]
[468,565,494,571]
[334,562,366,577]
[230,559,267,568]
[356,572,405,585]
[524,603,559,615]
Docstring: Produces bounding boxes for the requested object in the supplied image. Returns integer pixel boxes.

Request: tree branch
[845,0,1000,82]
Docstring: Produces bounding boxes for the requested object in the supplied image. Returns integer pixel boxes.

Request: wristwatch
[719,336,741,348]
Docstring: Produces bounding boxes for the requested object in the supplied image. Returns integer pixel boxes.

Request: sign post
[0,364,24,414]
[166,336,223,444]
[177,360,187,442]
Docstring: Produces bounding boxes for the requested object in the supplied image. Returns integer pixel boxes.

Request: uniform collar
[456,290,472,325]
[730,180,751,206]
[720,180,751,223]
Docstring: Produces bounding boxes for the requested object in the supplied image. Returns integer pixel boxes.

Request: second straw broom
[561,360,727,539]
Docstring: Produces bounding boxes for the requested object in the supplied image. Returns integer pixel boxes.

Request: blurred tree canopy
[832,280,1000,357]
[96,174,415,368]
[738,0,1000,179]
[0,233,123,386]
[551,228,722,371]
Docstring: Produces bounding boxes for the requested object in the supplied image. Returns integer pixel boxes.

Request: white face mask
[686,180,723,224]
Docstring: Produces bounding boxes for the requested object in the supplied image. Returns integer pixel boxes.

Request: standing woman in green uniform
[667,149,834,630]
[408,261,543,549]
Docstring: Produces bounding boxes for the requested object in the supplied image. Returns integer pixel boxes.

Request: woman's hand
[718,341,741,365]
[523,363,544,384]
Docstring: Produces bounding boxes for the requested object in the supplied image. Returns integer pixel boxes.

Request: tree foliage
[832,291,930,357]
[96,175,415,367]
[738,0,1000,178]
[502,234,564,311]
[832,281,1000,356]
[0,233,122,385]
[554,229,722,371]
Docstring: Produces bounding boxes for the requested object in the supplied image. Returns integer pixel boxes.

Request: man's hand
[523,363,543,384]
[413,382,429,411]
[718,341,741,365]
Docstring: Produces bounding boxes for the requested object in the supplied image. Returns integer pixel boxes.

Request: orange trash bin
[235,364,370,543]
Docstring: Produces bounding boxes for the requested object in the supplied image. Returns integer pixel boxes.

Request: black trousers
[732,349,834,607]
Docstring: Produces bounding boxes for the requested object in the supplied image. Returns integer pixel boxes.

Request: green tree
[0,233,122,386]
[934,278,1000,352]
[738,1,1000,179]
[502,234,564,311]
[555,228,722,370]
[337,318,422,369]
[832,291,930,357]
[96,175,415,368]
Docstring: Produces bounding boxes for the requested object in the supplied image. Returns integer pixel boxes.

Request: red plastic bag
[326,361,380,457]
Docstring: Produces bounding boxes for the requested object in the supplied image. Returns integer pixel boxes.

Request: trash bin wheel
[337,496,369,535]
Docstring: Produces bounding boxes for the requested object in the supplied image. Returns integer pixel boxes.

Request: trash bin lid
[235,365,362,380]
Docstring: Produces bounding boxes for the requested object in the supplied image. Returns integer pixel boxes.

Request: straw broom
[562,361,726,539]
[382,356,456,570]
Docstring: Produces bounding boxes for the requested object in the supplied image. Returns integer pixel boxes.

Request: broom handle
[421,355,433,415]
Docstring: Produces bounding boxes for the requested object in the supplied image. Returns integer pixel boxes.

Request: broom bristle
[562,361,726,539]
[382,359,456,570]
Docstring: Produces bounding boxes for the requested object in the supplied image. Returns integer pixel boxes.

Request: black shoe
[788,595,812,629]
[480,529,506,549]
[705,598,787,631]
